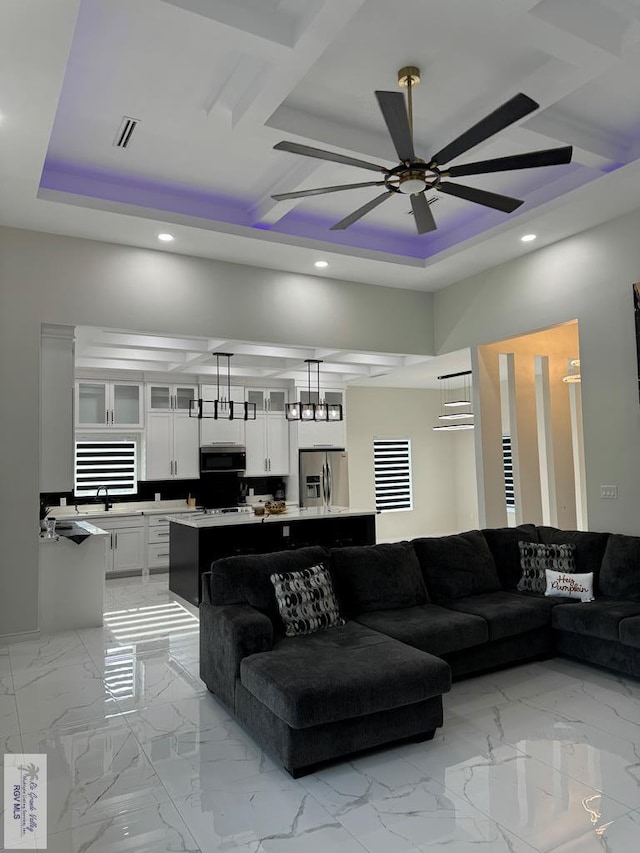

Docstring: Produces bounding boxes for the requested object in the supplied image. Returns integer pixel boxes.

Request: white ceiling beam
[90,331,225,352]
[76,358,184,372]
[254,157,324,225]
[80,346,181,362]
[228,0,368,129]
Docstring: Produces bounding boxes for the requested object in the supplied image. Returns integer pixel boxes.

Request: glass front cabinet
[75,381,144,429]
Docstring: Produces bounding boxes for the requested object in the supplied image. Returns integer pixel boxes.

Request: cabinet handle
[156,532,170,538]
[110,533,113,549]
[157,553,170,558]
[115,533,118,549]
[268,458,271,471]
[264,458,268,471]
[175,460,178,475]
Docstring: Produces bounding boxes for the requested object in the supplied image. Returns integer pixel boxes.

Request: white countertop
[51,500,198,521]
[39,520,109,542]
[165,506,375,529]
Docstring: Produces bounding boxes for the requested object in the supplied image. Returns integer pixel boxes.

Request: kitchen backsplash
[42,475,287,509]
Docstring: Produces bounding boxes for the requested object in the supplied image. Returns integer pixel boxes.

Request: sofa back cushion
[329,542,428,614]
[481,524,539,589]
[412,530,501,602]
[599,534,640,601]
[208,546,329,624]
[537,527,609,590]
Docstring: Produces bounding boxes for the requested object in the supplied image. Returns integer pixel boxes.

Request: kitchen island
[167,507,376,605]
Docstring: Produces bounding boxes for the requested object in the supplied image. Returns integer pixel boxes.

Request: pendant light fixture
[286,359,343,422]
[433,370,474,431]
[189,353,257,421]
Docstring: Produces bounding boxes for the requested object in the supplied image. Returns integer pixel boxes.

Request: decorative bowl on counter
[265,500,287,515]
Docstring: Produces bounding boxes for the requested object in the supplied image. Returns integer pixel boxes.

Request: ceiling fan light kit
[273,67,573,235]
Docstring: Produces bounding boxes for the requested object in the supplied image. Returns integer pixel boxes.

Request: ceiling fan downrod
[397,65,421,142]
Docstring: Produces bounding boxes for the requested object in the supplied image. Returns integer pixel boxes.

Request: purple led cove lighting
[40,157,600,261]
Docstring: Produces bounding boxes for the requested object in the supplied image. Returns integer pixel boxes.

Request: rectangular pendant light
[287,360,344,423]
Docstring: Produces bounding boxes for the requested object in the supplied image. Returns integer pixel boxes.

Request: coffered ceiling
[74,326,472,389]
[3,0,640,289]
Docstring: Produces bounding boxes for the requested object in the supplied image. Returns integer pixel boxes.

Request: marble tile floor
[2,574,640,851]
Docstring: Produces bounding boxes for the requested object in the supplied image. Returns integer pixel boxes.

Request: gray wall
[0,226,435,636]
[434,208,640,535]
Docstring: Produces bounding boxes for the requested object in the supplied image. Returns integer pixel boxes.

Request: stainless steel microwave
[200,446,246,474]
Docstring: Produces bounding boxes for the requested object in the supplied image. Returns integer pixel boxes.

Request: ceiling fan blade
[445,146,573,177]
[330,191,394,230]
[375,91,415,162]
[271,181,386,201]
[410,193,437,234]
[438,181,523,213]
[431,93,539,166]
[274,141,386,173]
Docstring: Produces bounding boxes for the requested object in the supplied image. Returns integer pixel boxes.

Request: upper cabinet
[294,387,347,449]
[146,383,197,414]
[75,381,143,429]
[199,384,245,446]
[245,388,288,415]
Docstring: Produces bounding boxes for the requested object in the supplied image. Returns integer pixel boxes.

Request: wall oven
[200,446,246,474]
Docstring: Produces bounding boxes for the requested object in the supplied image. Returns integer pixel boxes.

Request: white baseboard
[0,629,40,644]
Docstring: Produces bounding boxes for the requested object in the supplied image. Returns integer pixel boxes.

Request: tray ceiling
[3,0,640,289]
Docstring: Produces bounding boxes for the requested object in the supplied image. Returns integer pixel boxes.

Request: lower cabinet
[98,516,146,574]
[146,515,172,570]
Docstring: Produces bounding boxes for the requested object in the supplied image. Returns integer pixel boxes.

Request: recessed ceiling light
[158,233,174,242]
[521,233,537,243]
[314,260,329,268]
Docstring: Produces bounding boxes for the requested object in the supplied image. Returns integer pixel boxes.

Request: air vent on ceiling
[113,116,139,149]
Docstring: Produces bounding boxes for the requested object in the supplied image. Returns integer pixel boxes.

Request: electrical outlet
[600,485,618,499]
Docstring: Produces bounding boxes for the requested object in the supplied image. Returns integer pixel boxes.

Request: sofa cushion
[482,524,539,589]
[517,542,576,594]
[355,605,489,656]
[329,542,428,614]
[619,617,640,648]
[599,534,640,601]
[270,564,344,637]
[545,569,594,602]
[552,599,640,642]
[412,531,501,602]
[442,591,555,641]
[240,621,451,729]
[209,546,329,624]
[537,527,609,588]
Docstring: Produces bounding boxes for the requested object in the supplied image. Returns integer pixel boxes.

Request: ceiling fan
[271,67,573,234]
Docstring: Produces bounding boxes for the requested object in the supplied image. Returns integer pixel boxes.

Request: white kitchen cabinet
[97,516,145,574]
[145,412,199,480]
[146,514,172,570]
[245,415,289,476]
[245,388,288,414]
[296,419,346,449]
[295,388,346,448]
[146,383,198,414]
[199,384,245,446]
[76,381,143,429]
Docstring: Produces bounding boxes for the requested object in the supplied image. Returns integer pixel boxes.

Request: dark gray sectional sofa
[199,523,640,776]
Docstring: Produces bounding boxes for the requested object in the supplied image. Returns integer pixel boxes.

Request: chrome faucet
[96,485,112,511]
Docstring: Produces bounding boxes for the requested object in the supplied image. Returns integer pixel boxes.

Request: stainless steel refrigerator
[299,449,349,509]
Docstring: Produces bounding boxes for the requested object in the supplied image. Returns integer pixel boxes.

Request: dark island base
[170,513,376,606]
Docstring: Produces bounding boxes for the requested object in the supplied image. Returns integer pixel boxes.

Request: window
[503,435,515,510]
[373,438,413,512]
[74,437,138,497]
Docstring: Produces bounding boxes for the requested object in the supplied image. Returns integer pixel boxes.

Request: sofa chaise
[199,524,640,776]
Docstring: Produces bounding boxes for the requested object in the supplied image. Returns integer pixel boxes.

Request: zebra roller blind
[503,435,515,509]
[75,438,138,496]
[373,438,413,512]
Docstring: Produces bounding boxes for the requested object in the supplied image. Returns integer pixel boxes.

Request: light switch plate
[600,485,618,499]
